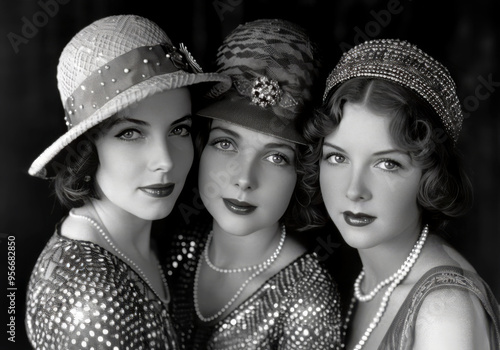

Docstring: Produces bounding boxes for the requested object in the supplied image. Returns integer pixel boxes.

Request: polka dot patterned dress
[25,227,179,350]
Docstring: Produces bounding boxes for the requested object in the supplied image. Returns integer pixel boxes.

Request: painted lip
[223,198,257,215]
[139,183,175,198]
[343,211,376,227]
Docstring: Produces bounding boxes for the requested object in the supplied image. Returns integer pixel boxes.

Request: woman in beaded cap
[303,38,500,349]
[25,15,230,349]
[165,19,343,349]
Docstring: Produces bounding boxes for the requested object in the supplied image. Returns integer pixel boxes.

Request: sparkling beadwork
[167,224,343,349]
[25,223,179,349]
[194,225,287,322]
[323,39,463,144]
[251,76,282,108]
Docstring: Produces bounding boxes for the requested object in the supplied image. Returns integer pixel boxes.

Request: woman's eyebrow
[372,149,409,157]
[171,115,192,125]
[323,142,347,153]
[107,117,149,128]
[264,142,295,153]
[209,126,239,138]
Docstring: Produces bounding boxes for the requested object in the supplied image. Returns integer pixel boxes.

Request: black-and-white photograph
[1,0,499,349]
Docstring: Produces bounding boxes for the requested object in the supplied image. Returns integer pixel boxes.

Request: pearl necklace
[354,225,428,302]
[194,225,287,322]
[69,210,170,304]
[343,225,428,350]
[204,224,286,273]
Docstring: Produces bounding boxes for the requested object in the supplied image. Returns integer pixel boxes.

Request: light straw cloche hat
[29,14,231,179]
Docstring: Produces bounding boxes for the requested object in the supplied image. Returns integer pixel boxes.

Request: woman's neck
[81,200,153,260]
[209,221,283,268]
[357,223,422,289]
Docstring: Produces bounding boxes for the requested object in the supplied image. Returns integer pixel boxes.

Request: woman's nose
[233,153,258,191]
[149,138,174,173]
[345,167,372,201]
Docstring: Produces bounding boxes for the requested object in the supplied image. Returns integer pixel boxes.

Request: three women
[27,13,500,350]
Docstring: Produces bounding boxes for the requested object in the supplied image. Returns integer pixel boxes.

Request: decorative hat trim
[65,43,201,128]
[323,39,463,144]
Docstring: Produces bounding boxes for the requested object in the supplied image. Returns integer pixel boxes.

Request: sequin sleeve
[277,256,343,349]
[25,233,178,350]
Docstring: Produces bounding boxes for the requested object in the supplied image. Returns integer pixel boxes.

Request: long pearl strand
[69,210,170,304]
[194,224,286,322]
[342,224,429,350]
[204,225,286,273]
[354,225,429,302]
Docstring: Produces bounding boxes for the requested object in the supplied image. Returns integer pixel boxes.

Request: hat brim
[196,91,306,145]
[29,71,231,178]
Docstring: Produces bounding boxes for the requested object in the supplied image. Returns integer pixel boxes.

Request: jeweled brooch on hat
[251,76,282,107]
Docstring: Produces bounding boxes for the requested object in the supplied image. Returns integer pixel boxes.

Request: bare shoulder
[415,234,476,274]
[413,287,491,349]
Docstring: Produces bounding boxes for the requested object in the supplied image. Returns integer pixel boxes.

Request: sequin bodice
[166,223,343,349]
[25,230,179,350]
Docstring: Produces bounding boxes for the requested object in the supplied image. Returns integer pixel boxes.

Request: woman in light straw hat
[25,14,230,350]
[165,19,343,349]
[303,39,500,349]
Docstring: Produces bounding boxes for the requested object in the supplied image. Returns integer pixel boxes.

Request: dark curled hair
[194,115,319,232]
[302,77,473,231]
[52,118,116,208]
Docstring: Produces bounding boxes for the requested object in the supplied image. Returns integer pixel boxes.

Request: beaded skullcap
[323,39,464,144]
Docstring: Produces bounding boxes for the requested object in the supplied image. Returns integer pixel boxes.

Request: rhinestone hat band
[65,43,202,128]
[323,39,464,144]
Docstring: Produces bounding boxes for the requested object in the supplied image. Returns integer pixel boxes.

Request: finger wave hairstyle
[303,77,473,230]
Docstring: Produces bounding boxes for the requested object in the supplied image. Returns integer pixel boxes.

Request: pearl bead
[342,225,429,350]
[69,210,169,304]
[194,225,287,322]
[203,225,286,274]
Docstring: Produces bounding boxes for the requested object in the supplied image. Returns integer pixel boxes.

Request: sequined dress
[25,224,179,350]
[165,222,343,349]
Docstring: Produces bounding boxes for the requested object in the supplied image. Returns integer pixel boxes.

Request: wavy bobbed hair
[302,77,473,231]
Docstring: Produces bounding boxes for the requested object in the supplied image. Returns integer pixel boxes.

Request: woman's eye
[212,139,235,151]
[170,125,191,137]
[265,154,288,165]
[116,129,142,140]
[325,153,346,164]
[376,159,401,171]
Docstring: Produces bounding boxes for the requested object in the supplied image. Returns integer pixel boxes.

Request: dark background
[1,0,498,348]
